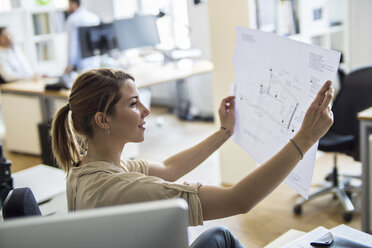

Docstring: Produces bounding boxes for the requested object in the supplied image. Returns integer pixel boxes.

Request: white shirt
[0,45,33,82]
[66,7,100,70]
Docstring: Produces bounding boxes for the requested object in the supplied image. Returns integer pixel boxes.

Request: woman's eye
[130,102,138,107]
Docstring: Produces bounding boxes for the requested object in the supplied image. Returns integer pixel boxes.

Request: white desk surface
[265,225,372,248]
[0,59,213,97]
[13,164,66,204]
[264,229,305,248]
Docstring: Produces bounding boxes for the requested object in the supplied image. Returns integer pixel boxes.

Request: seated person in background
[51,68,333,246]
[64,0,100,74]
[0,27,33,82]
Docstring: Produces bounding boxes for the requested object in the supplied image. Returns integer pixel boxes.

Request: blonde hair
[51,68,134,172]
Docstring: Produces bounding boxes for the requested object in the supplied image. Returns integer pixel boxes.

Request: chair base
[293,181,359,222]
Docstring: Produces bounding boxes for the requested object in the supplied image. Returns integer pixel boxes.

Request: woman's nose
[141,103,150,117]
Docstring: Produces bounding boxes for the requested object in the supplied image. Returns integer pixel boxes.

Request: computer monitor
[0,199,189,248]
[114,15,160,51]
[79,23,117,59]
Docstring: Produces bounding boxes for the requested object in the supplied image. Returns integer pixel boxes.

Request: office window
[0,0,67,11]
[113,0,190,49]
[53,0,68,9]
[113,0,138,19]
[0,0,12,11]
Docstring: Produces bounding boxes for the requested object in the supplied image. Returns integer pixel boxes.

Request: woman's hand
[218,96,236,135]
[298,80,334,145]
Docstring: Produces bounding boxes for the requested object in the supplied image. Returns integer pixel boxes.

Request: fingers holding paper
[219,96,236,135]
[299,80,334,144]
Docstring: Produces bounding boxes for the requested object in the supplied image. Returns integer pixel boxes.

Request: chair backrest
[0,74,6,84]
[331,66,372,160]
[2,187,42,220]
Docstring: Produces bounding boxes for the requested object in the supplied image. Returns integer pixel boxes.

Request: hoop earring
[106,128,111,136]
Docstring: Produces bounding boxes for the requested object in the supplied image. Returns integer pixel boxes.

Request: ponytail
[51,104,81,172]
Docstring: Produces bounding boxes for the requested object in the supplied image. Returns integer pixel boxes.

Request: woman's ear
[93,112,111,129]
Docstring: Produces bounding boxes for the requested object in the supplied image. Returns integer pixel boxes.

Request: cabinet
[292,0,350,71]
[0,0,68,76]
[254,0,350,71]
[1,93,44,154]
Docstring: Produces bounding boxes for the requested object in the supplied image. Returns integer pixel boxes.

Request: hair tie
[66,103,70,111]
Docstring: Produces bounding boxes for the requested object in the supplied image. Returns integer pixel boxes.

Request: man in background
[0,27,33,82]
[64,0,100,74]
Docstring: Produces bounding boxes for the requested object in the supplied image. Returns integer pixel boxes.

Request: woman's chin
[132,136,145,143]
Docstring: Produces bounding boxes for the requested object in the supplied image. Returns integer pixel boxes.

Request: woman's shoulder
[121,159,149,175]
[69,161,122,177]
[121,159,148,167]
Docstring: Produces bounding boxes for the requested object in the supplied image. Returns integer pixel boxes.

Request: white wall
[82,0,114,23]
[186,1,214,117]
[187,1,211,60]
[349,0,372,69]
[208,0,258,185]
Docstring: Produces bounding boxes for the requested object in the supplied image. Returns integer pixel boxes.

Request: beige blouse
[66,159,203,226]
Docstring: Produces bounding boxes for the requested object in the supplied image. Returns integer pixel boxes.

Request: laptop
[0,199,189,248]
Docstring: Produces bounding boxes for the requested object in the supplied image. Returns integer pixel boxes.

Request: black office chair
[0,74,6,84]
[294,66,372,222]
[2,187,42,220]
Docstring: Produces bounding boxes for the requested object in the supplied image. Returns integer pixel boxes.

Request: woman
[52,68,333,227]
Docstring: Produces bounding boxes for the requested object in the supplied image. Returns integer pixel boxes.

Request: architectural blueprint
[232,27,341,198]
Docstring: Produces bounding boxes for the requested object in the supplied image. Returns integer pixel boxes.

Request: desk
[264,229,305,248]
[358,106,372,233]
[265,225,372,247]
[0,59,213,155]
[6,165,67,217]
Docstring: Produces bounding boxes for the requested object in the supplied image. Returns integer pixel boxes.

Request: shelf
[0,8,24,14]
[32,33,54,42]
[29,6,56,14]
[300,24,345,37]
[329,24,345,33]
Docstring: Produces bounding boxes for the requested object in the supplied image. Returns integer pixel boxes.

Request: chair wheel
[343,212,353,222]
[294,205,302,215]
[333,193,337,200]
[346,191,352,199]
[325,173,332,182]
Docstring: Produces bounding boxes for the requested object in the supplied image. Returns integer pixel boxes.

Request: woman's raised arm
[198,81,334,220]
[148,96,236,181]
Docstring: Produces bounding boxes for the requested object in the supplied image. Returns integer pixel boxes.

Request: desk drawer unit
[1,93,43,155]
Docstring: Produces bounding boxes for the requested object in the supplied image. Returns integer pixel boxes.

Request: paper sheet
[282,226,329,248]
[232,27,341,198]
[13,165,66,203]
[330,224,372,245]
[282,224,372,247]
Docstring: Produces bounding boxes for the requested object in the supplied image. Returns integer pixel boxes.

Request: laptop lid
[0,199,189,248]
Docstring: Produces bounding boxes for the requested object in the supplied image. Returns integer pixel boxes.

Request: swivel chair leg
[293,185,333,215]
[294,184,355,222]
[334,187,355,222]
[293,153,358,222]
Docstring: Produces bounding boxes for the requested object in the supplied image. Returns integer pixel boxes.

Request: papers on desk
[282,224,372,248]
[13,165,66,203]
[232,27,341,198]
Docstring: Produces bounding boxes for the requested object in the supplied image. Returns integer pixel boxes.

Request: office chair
[0,74,6,84]
[2,187,41,220]
[294,66,372,222]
